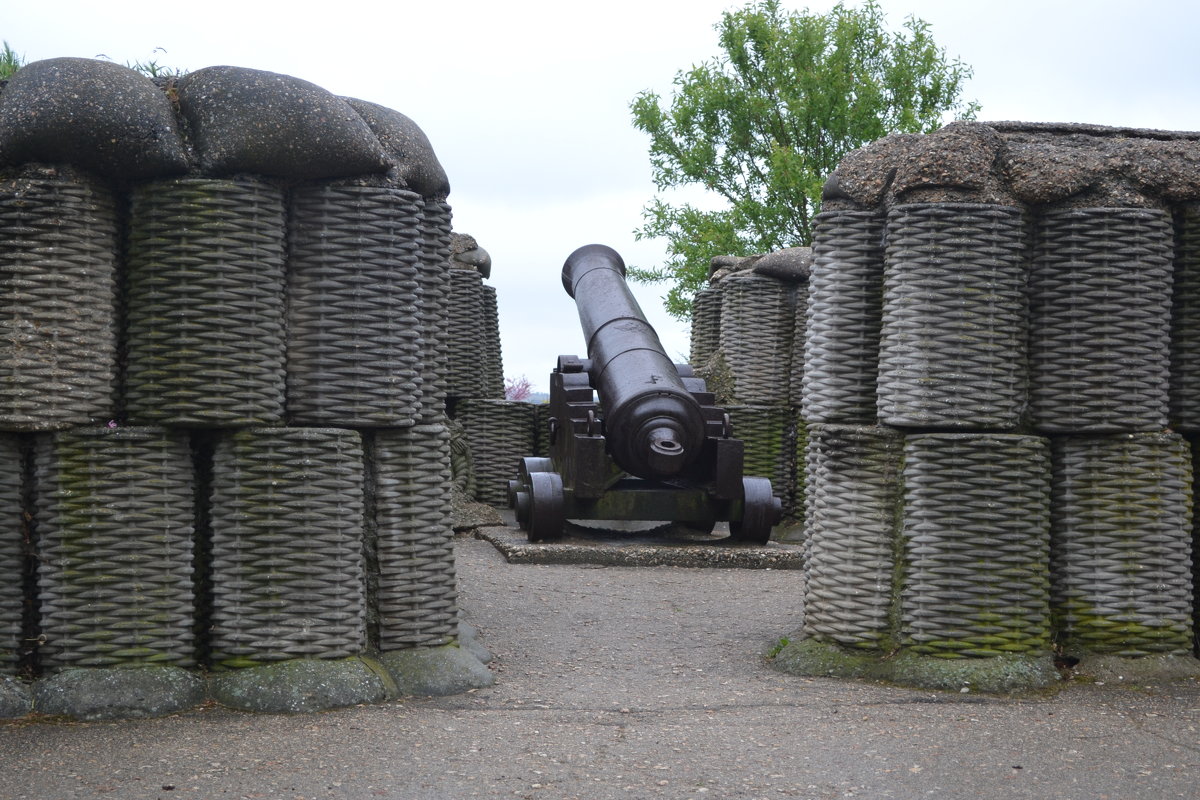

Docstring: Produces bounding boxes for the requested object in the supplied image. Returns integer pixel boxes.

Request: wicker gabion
[689,286,722,369]
[208,427,366,667]
[125,177,287,427]
[802,210,885,425]
[802,424,903,649]
[788,284,809,408]
[372,423,458,650]
[0,434,23,675]
[454,399,536,507]
[717,271,795,405]
[1050,433,1194,657]
[286,184,424,427]
[481,283,505,398]
[1029,208,1174,433]
[900,434,1051,658]
[35,427,195,670]
[0,165,117,431]
[418,199,453,413]
[445,268,489,401]
[877,204,1028,430]
[728,405,797,519]
[1172,205,1200,432]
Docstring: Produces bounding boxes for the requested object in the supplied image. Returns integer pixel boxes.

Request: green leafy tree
[630,0,978,318]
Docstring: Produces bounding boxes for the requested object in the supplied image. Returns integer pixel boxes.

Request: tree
[504,375,534,402]
[629,0,978,319]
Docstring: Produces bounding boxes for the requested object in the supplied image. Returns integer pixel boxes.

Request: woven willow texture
[481,283,505,398]
[0,167,117,430]
[418,200,453,414]
[445,268,489,400]
[901,434,1051,658]
[534,402,552,458]
[209,427,366,667]
[802,211,885,424]
[718,272,795,405]
[689,286,722,369]
[1050,433,1194,656]
[1029,208,1173,433]
[878,204,1028,430]
[455,399,536,506]
[287,184,424,427]
[373,423,458,650]
[35,427,195,669]
[125,178,287,427]
[788,285,809,408]
[728,405,797,519]
[1172,205,1200,432]
[0,434,22,674]
[802,425,902,648]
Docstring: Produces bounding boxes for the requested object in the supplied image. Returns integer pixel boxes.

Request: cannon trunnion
[508,244,782,543]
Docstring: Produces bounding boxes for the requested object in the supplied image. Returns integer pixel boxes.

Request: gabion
[803,424,902,649]
[125,177,287,427]
[209,427,366,667]
[1050,433,1194,656]
[35,427,195,669]
[900,433,1051,658]
[802,210,885,425]
[878,204,1028,430]
[0,166,117,430]
[1029,208,1173,433]
[287,183,424,427]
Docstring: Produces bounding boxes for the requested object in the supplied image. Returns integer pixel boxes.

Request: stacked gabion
[373,424,458,650]
[717,271,796,405]
[0,58,491,719]
[0,434,23,675]
[778,121,1200,689]
[1050,434,1193,656]
[454,399,537,506]
[443,234,522,506]
[125,177,287,427]
[209,428,365,666]
[901,434,1051,658]
[34,427,195,669]
[0,165,118,430]
[802,425,902,648]
[1174,205,1200,430]
[688,250,812,533]
[287,183,424,428]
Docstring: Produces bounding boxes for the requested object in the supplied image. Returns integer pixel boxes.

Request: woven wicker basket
[878,204,1028,430]
[208,427,366,667]
[454,399,537,506]
[0,166,118,430]
[1050,432,1193,656]
[35,426,195,669]
[287,184,424,427]
[1029,208,1173,433]
[0,434,23,675]
[802,424,903,649]
[900,433,1051,658]
[125,177,287,427]
[372,422,458,650]
[802,210,885,425]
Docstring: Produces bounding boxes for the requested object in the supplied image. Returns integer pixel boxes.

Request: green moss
[770,636,1060,693]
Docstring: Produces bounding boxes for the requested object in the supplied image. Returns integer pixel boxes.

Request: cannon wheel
[728,477,778,545]
[527,470,566,542]
[511,457,554,531]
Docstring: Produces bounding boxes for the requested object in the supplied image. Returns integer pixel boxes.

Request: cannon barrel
[561,244,706,480]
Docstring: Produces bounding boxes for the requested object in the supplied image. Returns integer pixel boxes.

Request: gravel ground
[2,533,1198,800]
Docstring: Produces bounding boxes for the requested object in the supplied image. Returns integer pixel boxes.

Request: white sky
[8,0,1200,392]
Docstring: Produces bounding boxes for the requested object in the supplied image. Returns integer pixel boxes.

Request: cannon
[508,244,782,543]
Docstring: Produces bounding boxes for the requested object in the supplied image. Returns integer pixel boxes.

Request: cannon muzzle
[561,244,706,480]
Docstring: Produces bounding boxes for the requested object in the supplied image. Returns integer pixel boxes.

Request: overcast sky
[8,0,1200,391]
